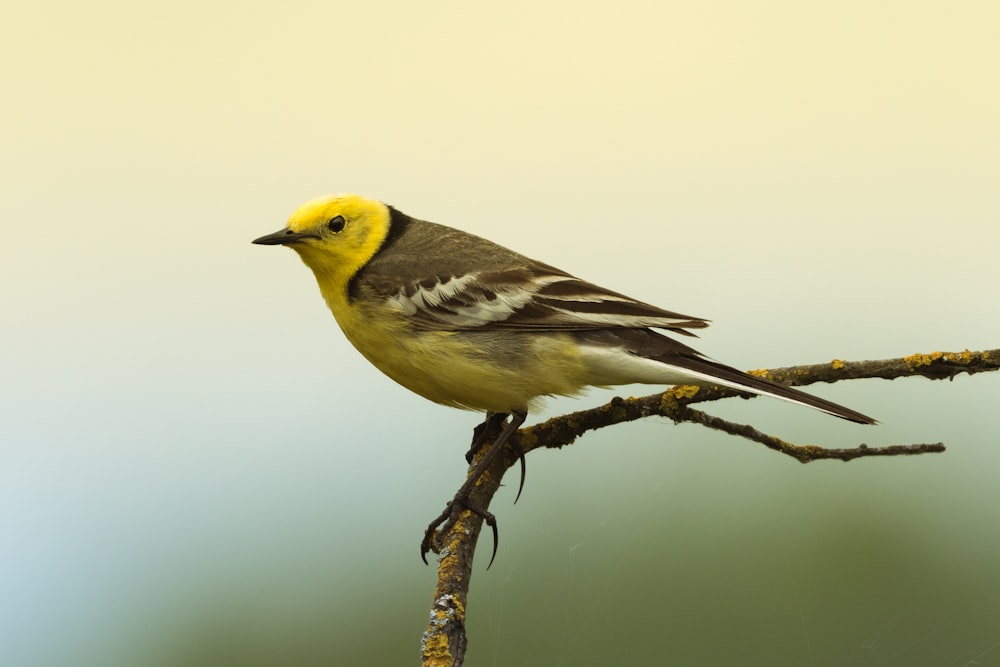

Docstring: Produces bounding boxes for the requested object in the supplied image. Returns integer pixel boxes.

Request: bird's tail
[577,329,877,424]
[662,352,877,424]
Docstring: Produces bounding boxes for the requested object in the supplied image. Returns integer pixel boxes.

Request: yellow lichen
[422,633,452,662]
[669,384,701,399]
[658,385,699,416]
[747,368,770,379]
[943,349,973,364]
[831,359,845,370]
[904,351,944,368]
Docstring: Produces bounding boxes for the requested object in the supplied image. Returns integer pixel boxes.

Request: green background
[3,1,998,665]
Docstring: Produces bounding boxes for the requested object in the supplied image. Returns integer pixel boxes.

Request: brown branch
[682,406,945,462]
[419,348,997,666]
[420,426,515,667]
[519,347,998,455]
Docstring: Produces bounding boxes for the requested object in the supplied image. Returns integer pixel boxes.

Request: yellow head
[253,194,392,289]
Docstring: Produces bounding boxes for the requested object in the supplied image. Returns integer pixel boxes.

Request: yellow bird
[254,194,874,561]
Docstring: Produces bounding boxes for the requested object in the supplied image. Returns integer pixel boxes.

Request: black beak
[252,228,317,246]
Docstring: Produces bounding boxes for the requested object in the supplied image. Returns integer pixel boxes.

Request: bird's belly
[338,311,589,413]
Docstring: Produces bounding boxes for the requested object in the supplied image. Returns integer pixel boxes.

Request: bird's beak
[252,228,317,246]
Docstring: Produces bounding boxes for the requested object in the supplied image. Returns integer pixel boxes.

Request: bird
[253,193,875,563]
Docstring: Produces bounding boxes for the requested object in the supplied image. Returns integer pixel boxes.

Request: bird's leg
[465,412,508,464]
[465,412,528,504]
[465,412,528,506]
[422,411,527,568]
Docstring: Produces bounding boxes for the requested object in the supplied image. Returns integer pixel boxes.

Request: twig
[682,406,945,463]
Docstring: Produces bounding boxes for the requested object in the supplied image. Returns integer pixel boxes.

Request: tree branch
[681,406,944,462]
[419,348,998,667]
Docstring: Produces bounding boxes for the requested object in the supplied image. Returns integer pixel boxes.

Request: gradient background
[3,2,999,665]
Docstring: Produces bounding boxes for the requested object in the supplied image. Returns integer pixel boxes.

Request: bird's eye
[327,215,346,233]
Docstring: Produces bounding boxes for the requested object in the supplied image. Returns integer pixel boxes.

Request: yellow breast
[319,280,590,413]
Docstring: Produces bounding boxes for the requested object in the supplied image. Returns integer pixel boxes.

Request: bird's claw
[420,498,501,569]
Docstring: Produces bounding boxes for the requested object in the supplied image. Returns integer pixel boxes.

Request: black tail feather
[579,328,877,425]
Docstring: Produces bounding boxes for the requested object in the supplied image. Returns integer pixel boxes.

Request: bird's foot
[464,412,508,463]
[422,411,527,569]
[464,414,527,503]
[420,495,500,568]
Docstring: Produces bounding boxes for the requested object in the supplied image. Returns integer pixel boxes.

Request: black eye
[327,215,346,233]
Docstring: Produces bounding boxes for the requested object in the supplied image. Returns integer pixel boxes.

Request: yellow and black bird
[254,194,875,561]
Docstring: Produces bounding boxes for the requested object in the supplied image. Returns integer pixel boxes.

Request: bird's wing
[352,213,708,334]
[376,262,709,335]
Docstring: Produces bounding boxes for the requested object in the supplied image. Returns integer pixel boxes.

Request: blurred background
[2,1,998,665]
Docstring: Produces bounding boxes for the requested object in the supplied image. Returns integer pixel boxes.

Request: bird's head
[253,194,392,283]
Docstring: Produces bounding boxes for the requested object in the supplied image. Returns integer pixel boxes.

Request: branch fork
[420,348,999,666]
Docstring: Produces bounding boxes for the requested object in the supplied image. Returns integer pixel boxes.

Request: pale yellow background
[2,1,998,665]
